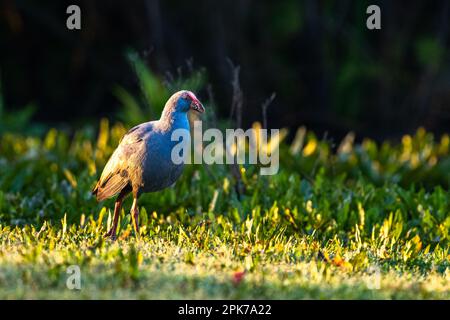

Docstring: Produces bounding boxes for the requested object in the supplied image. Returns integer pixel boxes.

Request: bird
[92,90,205,239]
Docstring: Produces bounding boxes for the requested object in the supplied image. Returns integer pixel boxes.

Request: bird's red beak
[190,98,205,113]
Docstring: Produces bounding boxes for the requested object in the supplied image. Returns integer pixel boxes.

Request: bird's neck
[159,110,190,132]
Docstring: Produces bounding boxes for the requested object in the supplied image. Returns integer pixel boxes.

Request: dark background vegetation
[1,0,450,140]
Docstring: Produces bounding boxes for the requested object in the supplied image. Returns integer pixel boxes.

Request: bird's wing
[119,123,146,144]
[92,122,153,201]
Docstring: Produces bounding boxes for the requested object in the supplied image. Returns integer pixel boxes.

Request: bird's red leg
[130,197,140,236]
[105,196,124,240]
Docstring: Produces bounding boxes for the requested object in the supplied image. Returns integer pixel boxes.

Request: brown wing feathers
[92,123,146,202]
[92,169,130,201]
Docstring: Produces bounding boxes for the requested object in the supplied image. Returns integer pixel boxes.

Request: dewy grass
[0,121,449,299]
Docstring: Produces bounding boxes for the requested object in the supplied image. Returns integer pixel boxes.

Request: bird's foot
[131,223,140,238]
[134,226,140,238]
[104,229,117,241]
[131,211,140,238]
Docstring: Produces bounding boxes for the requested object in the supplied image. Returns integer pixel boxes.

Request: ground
[0,121,449,299]
[0,221,449,299]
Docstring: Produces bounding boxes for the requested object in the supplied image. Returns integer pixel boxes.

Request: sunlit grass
[0,220,448,299]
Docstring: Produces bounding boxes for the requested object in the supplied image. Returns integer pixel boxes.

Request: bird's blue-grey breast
[140,100,190,194]
[92,90,203,201]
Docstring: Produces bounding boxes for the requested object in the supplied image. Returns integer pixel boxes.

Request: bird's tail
[92,174,129,202]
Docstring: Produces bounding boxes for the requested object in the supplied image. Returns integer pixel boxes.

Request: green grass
[0,120,449,299]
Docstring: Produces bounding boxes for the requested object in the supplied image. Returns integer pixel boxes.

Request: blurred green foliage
[0,115,449,240]
[0,120,447,241]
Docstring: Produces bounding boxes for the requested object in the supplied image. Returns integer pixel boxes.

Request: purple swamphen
[92,90,205,239]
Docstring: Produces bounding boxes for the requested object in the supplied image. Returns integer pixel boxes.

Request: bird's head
[172,90,205,114]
